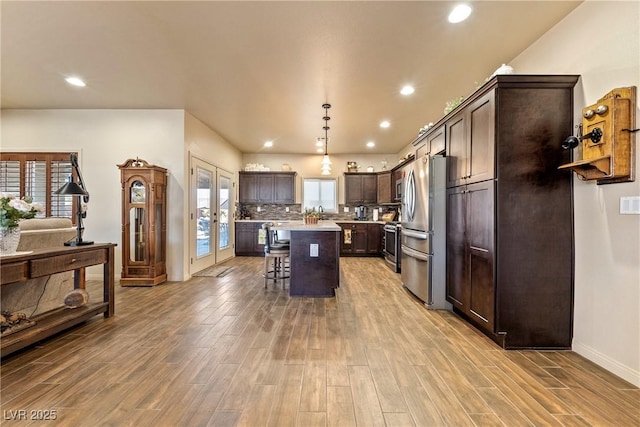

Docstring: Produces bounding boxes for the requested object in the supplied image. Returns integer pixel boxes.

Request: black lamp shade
[54,180,93,246]
[55,181,89,196]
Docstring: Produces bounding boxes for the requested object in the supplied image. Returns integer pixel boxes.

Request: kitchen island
[271,221,341,297]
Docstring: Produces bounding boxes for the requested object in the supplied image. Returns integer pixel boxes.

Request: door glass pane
[156,203,163,263]
[130,207,145,262]
[196,167,212,258]
[219,176,230,250]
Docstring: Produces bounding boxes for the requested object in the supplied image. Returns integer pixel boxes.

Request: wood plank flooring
[1,257,638,426]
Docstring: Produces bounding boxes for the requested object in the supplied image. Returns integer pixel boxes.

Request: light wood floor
[1,257,638,426]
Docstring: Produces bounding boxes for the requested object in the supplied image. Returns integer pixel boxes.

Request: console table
[0,243,116,357]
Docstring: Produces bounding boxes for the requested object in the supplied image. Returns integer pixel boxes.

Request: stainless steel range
[401,155,449,309]
[383,222,401,273]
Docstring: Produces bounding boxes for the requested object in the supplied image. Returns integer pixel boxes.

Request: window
[0,152,77,220]
[303,178,337,212]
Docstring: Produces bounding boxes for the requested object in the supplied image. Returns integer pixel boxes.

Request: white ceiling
[1,1,582,155]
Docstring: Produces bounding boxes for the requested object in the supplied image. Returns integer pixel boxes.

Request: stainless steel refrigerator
[401,155,449,309]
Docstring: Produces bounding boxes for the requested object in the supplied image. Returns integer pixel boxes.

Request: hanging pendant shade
[320,103,331,175]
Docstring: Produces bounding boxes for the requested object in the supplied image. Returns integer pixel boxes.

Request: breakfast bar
[271,221,341,297]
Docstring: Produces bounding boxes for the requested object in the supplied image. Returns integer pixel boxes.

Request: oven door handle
[401,245,430,261]
[401,229,429,240]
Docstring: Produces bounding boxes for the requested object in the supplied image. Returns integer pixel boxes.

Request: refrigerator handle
[401,245,430,261]
[401,229,430,239]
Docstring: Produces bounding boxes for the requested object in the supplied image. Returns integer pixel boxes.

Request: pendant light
[320,103,332,175]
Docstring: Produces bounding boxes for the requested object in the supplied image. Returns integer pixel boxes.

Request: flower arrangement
[0,193,44,229]
[302,208,321,224]
[444,96,465,115]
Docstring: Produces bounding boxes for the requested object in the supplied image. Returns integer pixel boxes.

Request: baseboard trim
[573,341,640,387]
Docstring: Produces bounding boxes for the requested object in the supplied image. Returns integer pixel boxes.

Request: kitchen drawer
[1,261,28,285]
[30,249,107,277]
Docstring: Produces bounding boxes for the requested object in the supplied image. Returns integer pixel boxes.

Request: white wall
[511,0,640,386]
[0,109,187,281]
[185,113,243,173]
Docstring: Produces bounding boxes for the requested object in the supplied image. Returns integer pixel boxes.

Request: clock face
[131,183,146,203]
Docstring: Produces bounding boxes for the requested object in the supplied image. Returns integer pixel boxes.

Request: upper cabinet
[446,91,495,188]
[414,125,446,159]
[344,173,377,204]
[376,171,392,204]
[239,171,296,204]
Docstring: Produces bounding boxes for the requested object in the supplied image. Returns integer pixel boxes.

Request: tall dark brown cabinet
[442,75,579,349]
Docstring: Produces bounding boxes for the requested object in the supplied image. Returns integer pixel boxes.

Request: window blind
[0,153,76,220]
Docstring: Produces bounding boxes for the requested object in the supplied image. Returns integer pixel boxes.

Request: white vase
[0,227,21,255]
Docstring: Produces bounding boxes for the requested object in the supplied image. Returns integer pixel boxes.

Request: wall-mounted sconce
[559,86,637,184]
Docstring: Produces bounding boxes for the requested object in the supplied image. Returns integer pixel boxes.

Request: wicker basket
[304,216,319,225]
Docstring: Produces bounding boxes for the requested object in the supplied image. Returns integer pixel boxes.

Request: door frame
[189,155,235,275]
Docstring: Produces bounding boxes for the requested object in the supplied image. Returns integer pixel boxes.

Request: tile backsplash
[236,203,399,222]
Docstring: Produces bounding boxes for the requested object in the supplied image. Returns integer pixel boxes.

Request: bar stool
[262,223,290,289]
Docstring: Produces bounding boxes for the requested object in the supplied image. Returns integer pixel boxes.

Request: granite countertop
[333,220,385,224]
[235,219,385,224]
[270,220,341,232]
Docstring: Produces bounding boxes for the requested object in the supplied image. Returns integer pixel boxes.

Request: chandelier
[320,103,332,175]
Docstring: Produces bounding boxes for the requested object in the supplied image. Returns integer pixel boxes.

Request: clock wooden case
[118,158,168,286]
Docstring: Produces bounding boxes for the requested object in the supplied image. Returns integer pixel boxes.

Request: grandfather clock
[118,158,167,286]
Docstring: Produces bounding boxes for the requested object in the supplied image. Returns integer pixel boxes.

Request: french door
[190,156,234,275]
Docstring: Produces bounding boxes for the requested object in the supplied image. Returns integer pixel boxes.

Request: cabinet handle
[71,258,77,263]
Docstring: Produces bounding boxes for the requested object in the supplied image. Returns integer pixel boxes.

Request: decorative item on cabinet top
[559,86,637,184]
[346,161,359,172]
[244,163,270,171]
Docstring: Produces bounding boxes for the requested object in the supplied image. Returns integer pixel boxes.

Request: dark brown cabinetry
[427,125,446,156]
[366,223,382,254]
[446,91,495,188]
[344,173,377,204]
[413,125,446,161]
[337,222,382,256]
[442,75,579,349]
[446,181,495,330]
[376,171,392,204]
[239,172,296,204]
[235,222,265,256]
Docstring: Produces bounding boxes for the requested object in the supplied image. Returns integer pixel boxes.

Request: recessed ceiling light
[448,4,472,23]
[264,141,273,148]
[366,141,375,148]
[65,76,86,87]
[380,120,390,129]
[316,148,324,153]
[400,85,415,96]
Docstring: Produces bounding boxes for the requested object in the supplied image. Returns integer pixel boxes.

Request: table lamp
[54,179,94,246]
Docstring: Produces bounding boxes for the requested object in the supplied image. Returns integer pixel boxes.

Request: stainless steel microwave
[395,178,403,201]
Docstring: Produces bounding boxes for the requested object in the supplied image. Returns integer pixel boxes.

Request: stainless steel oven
[383,222,401,273]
